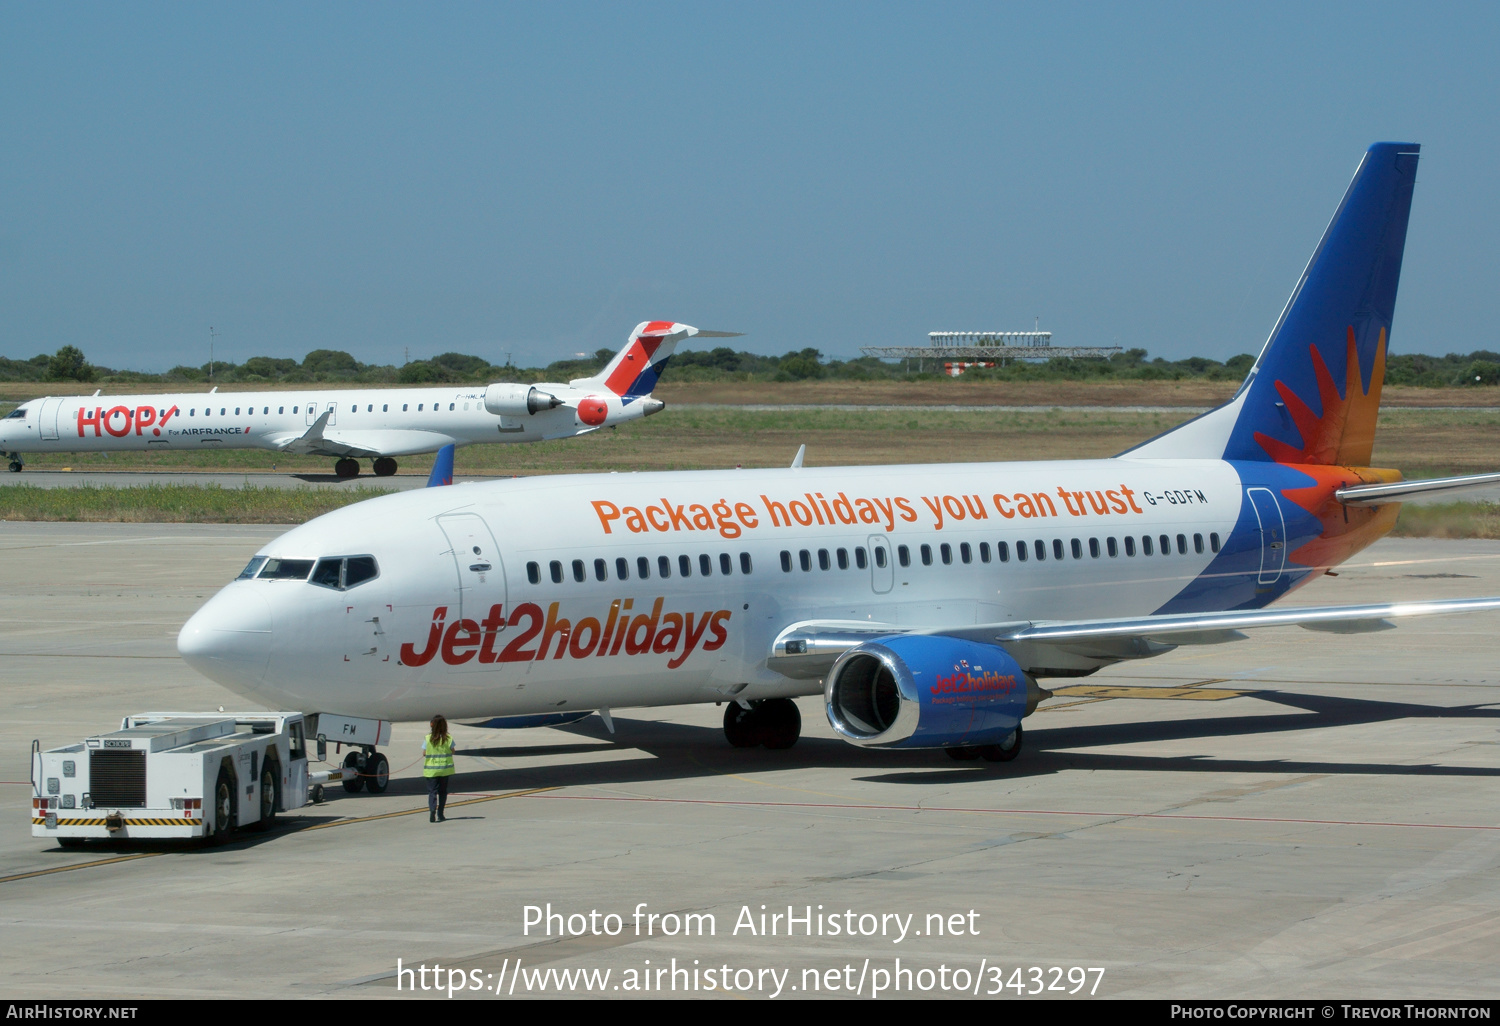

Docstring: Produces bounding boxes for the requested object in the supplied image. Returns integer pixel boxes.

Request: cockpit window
[310,558,342,589]
[258,558,315,580]
[345,556,378,587]
[237,556,268,580]
[308,555,380,591]
[4,407,25,419]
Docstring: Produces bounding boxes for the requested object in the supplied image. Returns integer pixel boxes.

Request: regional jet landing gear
[6,453,22,473]
[723,698,801,750]
[340,747,390,794]
[944,725,1023,764]
[333,457,399,479]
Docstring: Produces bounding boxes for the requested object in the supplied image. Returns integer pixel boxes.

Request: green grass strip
[0,484,395,524]
[1391,502,1500,540]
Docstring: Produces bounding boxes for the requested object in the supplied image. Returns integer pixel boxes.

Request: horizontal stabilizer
[1337,471,1500,506]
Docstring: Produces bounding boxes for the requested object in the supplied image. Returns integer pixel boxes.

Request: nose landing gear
[6,453,21,473]
[340,747,390,794]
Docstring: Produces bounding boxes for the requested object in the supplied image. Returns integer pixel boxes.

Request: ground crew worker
[423,715,456,822]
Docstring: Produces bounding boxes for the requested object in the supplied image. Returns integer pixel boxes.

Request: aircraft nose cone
[178,587,273,689]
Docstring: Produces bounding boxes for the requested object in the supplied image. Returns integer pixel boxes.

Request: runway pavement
[0,470,443,491]
[1,522,1497,999]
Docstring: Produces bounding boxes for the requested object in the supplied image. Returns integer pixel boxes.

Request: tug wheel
[209,768,236,843]
[257,764,277,829]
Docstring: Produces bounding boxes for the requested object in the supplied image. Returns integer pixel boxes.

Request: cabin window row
[779,546,885,573]
[776,533,1222,572]
[186,401,462,416]
[898,533,1222,566]
[526,552,755,585]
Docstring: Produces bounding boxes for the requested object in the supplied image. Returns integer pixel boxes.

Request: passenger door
[1247,487,1286,584]
[40,398,63,441]
[437,513,507,622]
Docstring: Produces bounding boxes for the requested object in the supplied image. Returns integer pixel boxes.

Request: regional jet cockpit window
[308,555,380,591]
[4,407,25,419]
[258,558,316,581]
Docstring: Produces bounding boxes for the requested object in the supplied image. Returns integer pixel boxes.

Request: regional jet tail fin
[575,321,742,403]
[426,444,454,487]
[1123,143,1420,466]
[767,596,1500,680]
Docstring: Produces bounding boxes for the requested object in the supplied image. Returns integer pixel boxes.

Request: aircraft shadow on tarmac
[43,691,1497,855]
[337,689,1500,801]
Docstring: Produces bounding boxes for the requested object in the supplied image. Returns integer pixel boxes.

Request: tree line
[5,343,1499,388]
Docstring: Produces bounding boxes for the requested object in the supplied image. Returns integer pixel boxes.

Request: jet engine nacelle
[483,383,563,417]
[824,635,1043,749]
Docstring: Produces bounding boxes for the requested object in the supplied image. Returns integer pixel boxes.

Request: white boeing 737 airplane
[1,321,727,477]
[177,143,1500,791]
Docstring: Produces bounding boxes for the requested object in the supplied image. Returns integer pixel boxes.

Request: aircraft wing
[766,596,1500,680]
[1337,472,1500,506]
[273,414,460,459]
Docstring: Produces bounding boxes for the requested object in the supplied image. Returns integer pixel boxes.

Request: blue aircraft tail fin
[426,444,454,487]
[1124,143,1419,467]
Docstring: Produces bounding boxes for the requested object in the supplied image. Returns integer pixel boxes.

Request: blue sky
[2,2,1497,371]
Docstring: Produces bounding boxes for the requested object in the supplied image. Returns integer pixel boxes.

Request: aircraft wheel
[372,457,397,477]
[364,752,390,794]
[945,746,982,761]
[341,751,366,793]
[980,725,1023,763]
[334,458,360,479]
[8,461,21,473]
[723,703,761,748]
[758,698,801,750]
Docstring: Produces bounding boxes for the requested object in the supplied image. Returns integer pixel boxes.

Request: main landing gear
[340,747,390,794]
[723,698,801,750]
[333,457,400,479]
[944,725,1023,764]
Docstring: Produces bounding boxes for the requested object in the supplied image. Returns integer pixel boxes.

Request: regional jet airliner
[1,322,728,477]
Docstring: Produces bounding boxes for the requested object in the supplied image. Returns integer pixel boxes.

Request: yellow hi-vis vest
[423,735,455,777]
